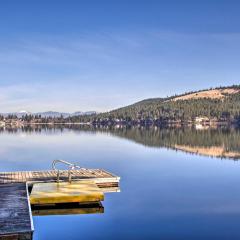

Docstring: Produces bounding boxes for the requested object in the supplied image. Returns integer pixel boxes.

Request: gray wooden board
[0,183,33,238]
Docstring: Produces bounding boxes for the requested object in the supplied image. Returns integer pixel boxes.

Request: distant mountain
[1,111,97,118]
[70,111,97,117]
[19,110,31,114]
[1,110,32,118]
[35,111,69,118]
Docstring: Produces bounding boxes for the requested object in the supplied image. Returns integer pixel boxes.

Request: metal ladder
[52,159,85,183]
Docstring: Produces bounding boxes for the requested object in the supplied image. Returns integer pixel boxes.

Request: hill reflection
[94,126,240,159]
[1,125,240,160]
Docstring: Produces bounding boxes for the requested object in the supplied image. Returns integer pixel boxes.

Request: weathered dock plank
[0,183,33,239]
[0,169,120,188]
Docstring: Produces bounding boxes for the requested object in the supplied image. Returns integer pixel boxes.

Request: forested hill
[83,85,240,124]
[3,85,240,125]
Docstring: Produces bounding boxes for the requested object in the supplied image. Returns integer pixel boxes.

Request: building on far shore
[195,116,210,124]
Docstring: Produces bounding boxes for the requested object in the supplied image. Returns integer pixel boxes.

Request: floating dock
[0,168,120,239]
[30,181,104,205]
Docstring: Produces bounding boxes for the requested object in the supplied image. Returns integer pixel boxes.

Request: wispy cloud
[0,32,144,67]
[0,30,239,112]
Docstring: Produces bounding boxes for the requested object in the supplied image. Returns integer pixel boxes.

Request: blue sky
[0,1,239,112]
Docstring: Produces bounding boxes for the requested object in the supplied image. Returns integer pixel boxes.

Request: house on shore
[195,116,210,124]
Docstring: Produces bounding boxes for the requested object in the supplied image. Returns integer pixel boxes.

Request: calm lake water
[1,126,240,240]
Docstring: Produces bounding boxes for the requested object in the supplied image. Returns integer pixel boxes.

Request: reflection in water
[1,125,240,160]
[1,125,240,239]
[32,202,104,216]
[104,126,240,159]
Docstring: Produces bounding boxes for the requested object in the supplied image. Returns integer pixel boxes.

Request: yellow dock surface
[30,181,104,205]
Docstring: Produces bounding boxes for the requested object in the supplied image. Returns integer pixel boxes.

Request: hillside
[87,85,240,124]
[170,88,240,101]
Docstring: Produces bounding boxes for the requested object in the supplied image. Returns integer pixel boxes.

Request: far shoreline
[1,121,240,129]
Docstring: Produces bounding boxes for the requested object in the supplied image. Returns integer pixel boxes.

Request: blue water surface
[1,127,240,240]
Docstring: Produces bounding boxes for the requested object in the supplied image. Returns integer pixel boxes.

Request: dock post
[57,170,60,183]
[68,169,72,183]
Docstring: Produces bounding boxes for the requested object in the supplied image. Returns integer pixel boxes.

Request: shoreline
[0,121,239,129]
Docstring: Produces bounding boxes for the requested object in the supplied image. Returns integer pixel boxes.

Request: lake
[1,125,240,240]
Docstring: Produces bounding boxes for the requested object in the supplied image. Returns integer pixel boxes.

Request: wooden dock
[0,168,120,239]
[0,169,120,187]
[0,183,33,240]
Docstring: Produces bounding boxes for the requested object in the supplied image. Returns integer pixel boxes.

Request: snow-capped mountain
[19,110,31,114]
[1,110,31,118]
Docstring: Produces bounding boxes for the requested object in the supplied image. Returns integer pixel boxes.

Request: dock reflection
[32,202,104,216]
[31,185,120,217]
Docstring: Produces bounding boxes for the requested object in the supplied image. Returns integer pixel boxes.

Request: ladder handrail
[52,159,83,183]
[52,159,81,171]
